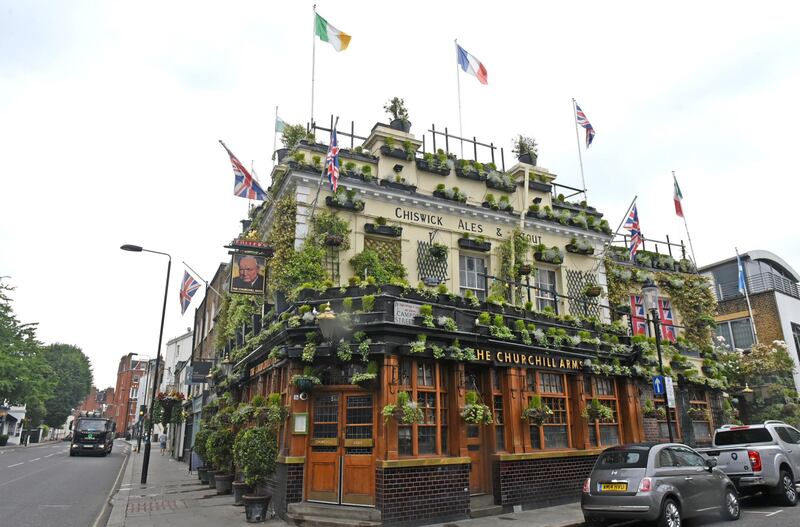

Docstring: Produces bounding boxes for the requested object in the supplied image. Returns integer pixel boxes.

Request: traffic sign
[665,376,676,408]
[653,375,665,396]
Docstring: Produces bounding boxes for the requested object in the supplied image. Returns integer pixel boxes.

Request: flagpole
[572,98,587,201]
[182,261,222,300]
[455,39,464,158]
[309,116,339,221]
[273,105,279,170]
[591,195,637,274]
[673,170,698,265]
[310,4,317,128]
[735,247,759,345]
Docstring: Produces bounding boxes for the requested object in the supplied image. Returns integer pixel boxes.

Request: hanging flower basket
[518,264,533,276]
[582,399,614,422]
[461,390,493,425]
[292,368,321,393]
[428,243,448,260]
[382,391,424,424]
[584,286,603,298]
[521,395,553,426]
[324,233,344,247]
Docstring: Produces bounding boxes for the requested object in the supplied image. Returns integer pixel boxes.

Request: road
[603,492,799,527]
[0,439,129,527]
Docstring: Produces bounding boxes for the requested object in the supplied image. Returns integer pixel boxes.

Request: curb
[0,439,62,453]
[106,442,137,527]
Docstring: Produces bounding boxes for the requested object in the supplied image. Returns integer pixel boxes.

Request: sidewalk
[106,441,584,527]
[0,437,61,453]
[106,441,287,527]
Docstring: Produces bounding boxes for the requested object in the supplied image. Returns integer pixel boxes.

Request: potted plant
[486,171,516,193]
[233,426,277,513]
[379,174,417,192]
[206,428,235,494]
[291,366,321,393]
[525,173,551,192]
[517,263,533,276]
[461,390,493,425]
[351,361,379,390]
[512,134,538,165]
[583,284,603,298]
[582,399,614,422]
[521,394,553,426]
[326,188,365,212]
[416,151,450,176]
[428,243,449,260]
[384,96,411,132]
[458,235,491,252]
[455,159,487,181]
[565,237,595,255]
[533,244,564,265]
[382,391,424,424]
[364,216,402,237]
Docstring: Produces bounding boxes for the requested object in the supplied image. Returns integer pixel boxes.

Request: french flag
[456,43,488,85]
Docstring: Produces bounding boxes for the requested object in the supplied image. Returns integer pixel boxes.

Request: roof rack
[764,420,785,425]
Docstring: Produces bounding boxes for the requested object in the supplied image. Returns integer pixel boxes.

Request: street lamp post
[121,243,171,484]
[641,278,675,443]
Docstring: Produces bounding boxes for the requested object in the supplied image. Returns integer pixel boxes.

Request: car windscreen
[596,449,649,469]
[76,419,108,432]
[714,428,773,445]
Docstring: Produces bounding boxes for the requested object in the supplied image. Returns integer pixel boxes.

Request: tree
[41,344,93,427]
[280,123,309,151]
[0,280,54,426]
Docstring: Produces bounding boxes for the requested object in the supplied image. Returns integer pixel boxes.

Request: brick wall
[493,455,597,507]
[717,291,783,344]
[268,461,303,518]
[643,418,661,441]
[377,463,470,525]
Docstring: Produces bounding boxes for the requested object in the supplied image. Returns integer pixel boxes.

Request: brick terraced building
[207,114,725,525]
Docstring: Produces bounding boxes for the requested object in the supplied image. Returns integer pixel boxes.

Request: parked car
[582,443,740,527]
[696,420,800,505]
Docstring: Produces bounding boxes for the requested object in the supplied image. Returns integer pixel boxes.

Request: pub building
[213,115,724,525]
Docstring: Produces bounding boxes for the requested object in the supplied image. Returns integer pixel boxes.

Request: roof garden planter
[389,118,411,132]
[455,166,487,181]
[566,242,595,255]
[458,237,491,252]
[364,223,402,237]
[325,195,365,212]
[523,179,551,193]
[415,158,450,176]
[379,179,416,192]
[339,149,379,163]
[481,201,514,215]
[380,145,412,161]
[517,152,537,165]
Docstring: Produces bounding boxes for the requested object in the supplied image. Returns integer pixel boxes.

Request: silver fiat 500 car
[581,443,740,527]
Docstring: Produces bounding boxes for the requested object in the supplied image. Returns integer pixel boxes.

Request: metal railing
[713,272,800,301]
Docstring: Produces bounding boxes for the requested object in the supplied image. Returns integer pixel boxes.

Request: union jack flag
[575,103,595,147]
[326,127,340,192]
[624,204,643,258]
[179,271,201,315]
[221,142,267,201]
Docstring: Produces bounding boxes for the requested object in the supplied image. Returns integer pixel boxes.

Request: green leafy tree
[280,123,308,151]
[0,281,54,425]
[41,344,93,427]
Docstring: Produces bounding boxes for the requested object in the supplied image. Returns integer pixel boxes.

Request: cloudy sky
[1,1,798,388]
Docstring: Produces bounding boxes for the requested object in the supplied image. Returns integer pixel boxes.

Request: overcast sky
[1,1,798,389]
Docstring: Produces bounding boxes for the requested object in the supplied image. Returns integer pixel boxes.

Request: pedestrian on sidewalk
[159,434,167,455]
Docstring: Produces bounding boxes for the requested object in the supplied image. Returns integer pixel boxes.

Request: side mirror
[706,458,718,470]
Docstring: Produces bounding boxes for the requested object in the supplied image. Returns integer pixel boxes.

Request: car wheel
[720,487,740,521]
[658,498,681,527]
[775,470,798,506]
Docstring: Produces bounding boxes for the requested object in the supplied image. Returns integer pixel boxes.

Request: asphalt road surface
[0,439,129,527]
[601,491,800,527]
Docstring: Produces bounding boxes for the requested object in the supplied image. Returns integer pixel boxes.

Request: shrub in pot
[206,428,235,494]
[193,427,212,483]
[233,426,278,522]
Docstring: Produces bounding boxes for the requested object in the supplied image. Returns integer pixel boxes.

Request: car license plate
[83,444,94,448]
[601,482,628,492]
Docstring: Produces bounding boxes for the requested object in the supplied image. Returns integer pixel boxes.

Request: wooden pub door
[465,366,489,494]
[307,392,375,506]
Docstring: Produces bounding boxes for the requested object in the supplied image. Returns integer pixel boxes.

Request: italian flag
[315,13,351,52]
[673,173,684,218]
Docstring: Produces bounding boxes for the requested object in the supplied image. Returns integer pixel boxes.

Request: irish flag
[315,13,351,52]
[673,173,684,218]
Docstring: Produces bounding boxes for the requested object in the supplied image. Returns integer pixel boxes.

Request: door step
[287,502,381,527]
[470,494,503,518]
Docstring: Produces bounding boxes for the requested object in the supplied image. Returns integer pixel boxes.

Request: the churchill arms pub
[197,109,726,526]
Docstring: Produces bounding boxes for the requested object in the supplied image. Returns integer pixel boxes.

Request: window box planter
[339,149,379,163]
[341,171,376,184]
[458,237,491,252]
[565,243,595,255]
[379,179,416,192]
[481,201,514,215]
[364,223,402,237]
[553,202,601,216]
[325,195,365,212]
[533,250,564,265]
[522,179,551,193]
[432,189,467,203]
[485,178,517,193]
[415,158,450,176]
[380,145,412,161]
[455,167,487,181]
